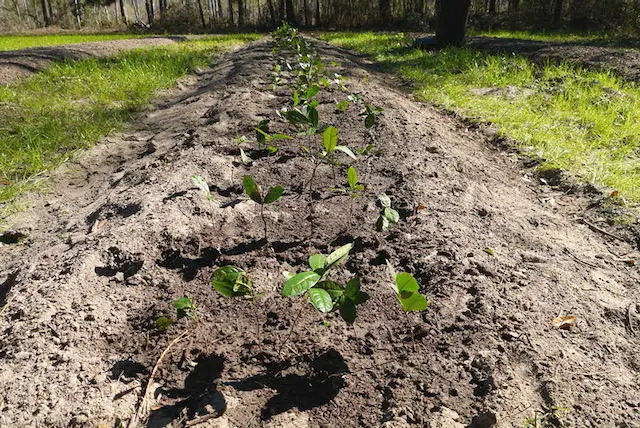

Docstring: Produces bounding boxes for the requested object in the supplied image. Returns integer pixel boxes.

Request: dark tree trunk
[553,0,563,24]
[303,0,308,26]
[435,0,471,46]
[228,0,234,25]
[285,0,296,24]
[278,0,284,21]
[39,0,51,26]
[144,0,154,24]
[266,0,276,26]
[238,0,244,25]
[378,0,391,22]
[119,0,128,24]
[315,0,320,25]
[197,0,207,27]
[488,0,496,14]
[509,0,519,12]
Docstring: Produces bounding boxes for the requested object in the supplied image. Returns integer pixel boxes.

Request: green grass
[320,32,640,204]
[0,34,261,213]
[470,29,611,43]
[0,33,147,51]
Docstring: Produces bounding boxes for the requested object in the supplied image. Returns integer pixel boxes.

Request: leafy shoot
[376,194,400,231]
[191,175,213,200]
[211,265,252,297]
[243,175,284,239]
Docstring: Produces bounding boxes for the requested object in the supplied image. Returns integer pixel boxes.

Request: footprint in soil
[147,354,226,427]
[227,349,349,421]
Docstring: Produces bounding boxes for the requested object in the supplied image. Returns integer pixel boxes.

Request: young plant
[392,272,429,312]
[281,243,369,323]
[308,126,357,187]
[191,175,213,200]
[256,119,292,154]
[346,166,364,222]
[376,194,400,231]
[282,102,319,134]
[243,175,284,240]
[360,104,383,129]
[211,265,252,297]
[173,296,197,319]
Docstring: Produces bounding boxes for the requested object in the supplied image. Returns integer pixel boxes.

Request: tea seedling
[346,166,364,222]
[312,126,357,186]
[256,119,292,154]
[211,265,252,297]
[282,243,369,323]
[173,296,197,319]
[282,103,319,134]
[392,272,429,312]
[243,175,284,239]
[335,99,350,112]
[360,104,384,129]
[376,194,400,231]
[191,175,213,200]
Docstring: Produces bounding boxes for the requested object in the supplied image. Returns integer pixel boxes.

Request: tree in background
[435,0,472,46]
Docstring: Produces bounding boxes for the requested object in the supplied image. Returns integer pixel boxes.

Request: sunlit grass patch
[0,33,147,51]
[320,32,640,204]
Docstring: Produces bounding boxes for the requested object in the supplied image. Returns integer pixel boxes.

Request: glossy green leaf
[395,272,420,294]
[308,288,334,313]
[365,114,375,129]
[211,266,251,297]
[397,292,429,312]
[264,186,284,204]
[339,300,356,323]
[308,254,327,271]
[304,85,320,100]
[243,175,262,204]
[335,145,357,160]
[378,194,391,208]
[323,126,338,152]
[384,207,400,224]
[285,109,310,125]
[325,243,353,268]
[347,166,358,189]
[271,133,293,140]
[173,297,195,319]
[307,106,319,128]
[317,280,344,301]
[282,271,321,296]
[256,119,269,145]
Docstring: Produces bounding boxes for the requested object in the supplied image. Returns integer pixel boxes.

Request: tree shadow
[226,349,349,420]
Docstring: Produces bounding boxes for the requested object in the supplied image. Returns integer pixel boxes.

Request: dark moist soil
[1,37,640,428]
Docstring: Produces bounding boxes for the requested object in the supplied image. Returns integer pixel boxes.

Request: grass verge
[319,32,640,204]
[0,33,147,51]
[0,34,261,216]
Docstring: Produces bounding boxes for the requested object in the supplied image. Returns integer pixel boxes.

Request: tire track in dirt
[0,38,639,427]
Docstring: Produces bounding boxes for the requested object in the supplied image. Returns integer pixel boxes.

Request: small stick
[127,330,191,428]
[627,303,636,335]
[580,218,626,242]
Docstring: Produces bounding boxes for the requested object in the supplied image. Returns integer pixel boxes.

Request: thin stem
[260,203,268,240]
[279,304,304,356]
[405,312,416,351]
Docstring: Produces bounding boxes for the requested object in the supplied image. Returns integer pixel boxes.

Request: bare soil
[1,37,640,428]
[0,37,181,85]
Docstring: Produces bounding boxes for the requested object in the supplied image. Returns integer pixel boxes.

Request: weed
[522,406,571,427]
[243,175,284,239]
[376,194,400,231]
[336,100,350,111]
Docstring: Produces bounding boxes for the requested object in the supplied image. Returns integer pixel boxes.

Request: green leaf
[243,175,262,204]
[308,254,327,271]
[335,145,357,160]
[308,288,334,313]
[191,175,210,195]
[239,148,251,165]
[282,271,321,296]
[325,243,353,268]
[397,292,429,312]
[155,317,174,332]
[282,270,295,280]
[347,166,358,189]
[271,133,293,140]
[339,300,356,323]
[293,91,299,106]
[344,278,361,299]
[384,207,400,224]
[211,266,251,297]
[316,280,344,301]
[285,109,310,125]
[173,297,194,311]
[395,272,420,294]
[376,215,389,231]
[256,119,269,145]
[264,186,284,204]
[365,113,375,129]
[267,145,279,154]
[304,85,320,100]
[323,126,338,153]
[307,106,319,128]
[378,194,391,208]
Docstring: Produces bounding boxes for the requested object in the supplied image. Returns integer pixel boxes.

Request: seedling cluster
[164,26,428,355]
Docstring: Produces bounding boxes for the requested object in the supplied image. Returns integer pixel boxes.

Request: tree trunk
[144,0,153,24]
[508,0,519,12]
[435,0,471,47]
[237,0,244,25]
[266,0,276,26]
[119,0,128,23]
[284,0,295,24]
[197,0,206,27]
[553,0,563,24]
[488,0,496,14]
[39,0,50,26]
[227,0,234,25]
[315,0,320,25]
[303,0,308,26]
[378,0,391,23]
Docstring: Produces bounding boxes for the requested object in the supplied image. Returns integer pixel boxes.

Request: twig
[127,330,191,428]
[185,413,218,426]
[562,248,600,269]
[627,303,636,335]
[580,218,626,242]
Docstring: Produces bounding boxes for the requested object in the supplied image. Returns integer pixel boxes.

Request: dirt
[1,36,640,428]
[0,37,182,85]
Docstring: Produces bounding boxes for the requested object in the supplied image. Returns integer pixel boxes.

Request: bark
[315,0,320,25]
[227,0,234,25]
[284,0,295,24]
[435,0,471,46]
[553,0,563,24]
[144,0,154,24]
[378,0,391,22]
[238,0,244,25]
[266,0,276,26]
[197,0,206,27]
[488,0,496,14]
[119,0,128,24]
[39,0,50,26]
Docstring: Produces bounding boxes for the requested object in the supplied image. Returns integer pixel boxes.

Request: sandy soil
[0,37,180,85]
[0,37,639,428]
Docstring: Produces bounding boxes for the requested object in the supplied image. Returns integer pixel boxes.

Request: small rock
[91,373,107,384]
[114,272,125,282]
[470,410,498,428]
[521,252,547,263]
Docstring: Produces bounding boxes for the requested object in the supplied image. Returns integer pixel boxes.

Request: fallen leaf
[610,190,619,198]
[483,248,495,256]
[551,315,577,330]
[625,259,636,266]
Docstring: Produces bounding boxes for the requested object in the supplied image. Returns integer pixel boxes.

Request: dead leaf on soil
[610,190,619,198]
[551,315,577,330]
[625,259,636,266]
